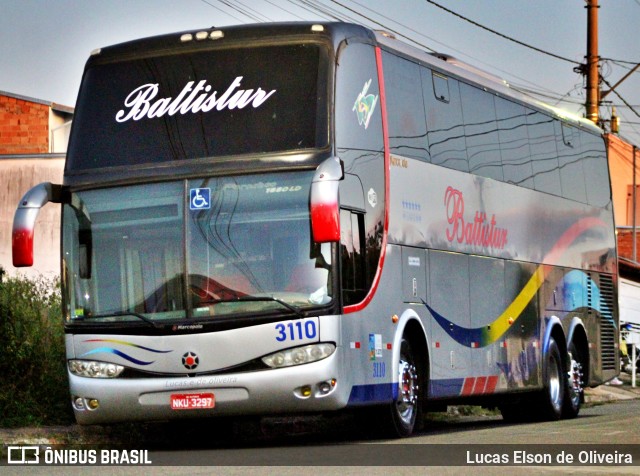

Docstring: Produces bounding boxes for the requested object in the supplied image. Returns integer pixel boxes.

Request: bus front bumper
[69,351,349,425]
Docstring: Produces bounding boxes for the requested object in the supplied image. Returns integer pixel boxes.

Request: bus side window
[495,96,534,188]
[382,51,429,161]
[581,130,611,207]
[527,109,562,196]
[340,208,366,305]
[556,121,587,203]
[459,82,503,181]
[422,68,469,173]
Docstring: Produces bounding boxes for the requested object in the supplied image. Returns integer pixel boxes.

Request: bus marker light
[195,31,208,41]
[311,25,324,32]
[508,317,514,325]
[392,314,399,323]
[209,30,224,40]
[180,33,193,43]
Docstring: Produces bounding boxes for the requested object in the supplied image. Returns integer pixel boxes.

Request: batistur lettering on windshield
[115,77,276,122]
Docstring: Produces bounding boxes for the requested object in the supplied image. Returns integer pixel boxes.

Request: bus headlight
[262,343,335,368]
[68,359,124,378]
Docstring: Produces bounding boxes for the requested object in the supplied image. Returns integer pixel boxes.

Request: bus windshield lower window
[62,172,333,324]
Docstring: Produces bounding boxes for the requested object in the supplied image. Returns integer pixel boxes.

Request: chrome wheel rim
[396,358,418,426]
[548,354,561,411]
[567,354,583,408]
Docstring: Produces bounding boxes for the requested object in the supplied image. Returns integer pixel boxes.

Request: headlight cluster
[68,359,124,378]
[262,343,335,368]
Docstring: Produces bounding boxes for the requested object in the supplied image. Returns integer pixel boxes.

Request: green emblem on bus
[352,79,378,129]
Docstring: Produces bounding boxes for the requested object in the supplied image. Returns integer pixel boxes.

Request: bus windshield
[66,43,326,171]
[62,172,333,324]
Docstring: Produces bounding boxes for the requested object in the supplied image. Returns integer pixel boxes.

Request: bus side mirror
[13,183,63,267]
[310,157,343,243]
[13,183,92,278]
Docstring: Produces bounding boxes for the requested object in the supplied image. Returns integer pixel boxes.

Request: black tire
[563,342,584,419]
[535,337,565,420]
[382,338,423,437]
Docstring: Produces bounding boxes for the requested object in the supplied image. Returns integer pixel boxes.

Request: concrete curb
[584,372,640,403]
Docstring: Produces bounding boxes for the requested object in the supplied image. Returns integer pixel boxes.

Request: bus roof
[373,29,602,135]
[86,21,600,136]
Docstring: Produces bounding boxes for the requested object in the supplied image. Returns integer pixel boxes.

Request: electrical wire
[262,0,307,21]
[424,0,580,65]
[199,0,245,23]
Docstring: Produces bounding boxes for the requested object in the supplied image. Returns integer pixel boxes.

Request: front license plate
[170,392,215,410]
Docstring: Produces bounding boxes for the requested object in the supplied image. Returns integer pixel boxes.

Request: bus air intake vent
[598,274,617,371]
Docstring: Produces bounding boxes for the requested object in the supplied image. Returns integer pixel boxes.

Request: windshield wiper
[85,311,164,329]
[209,296,305,318]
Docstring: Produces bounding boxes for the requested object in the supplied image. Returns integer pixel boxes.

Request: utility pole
[585,0,600,125]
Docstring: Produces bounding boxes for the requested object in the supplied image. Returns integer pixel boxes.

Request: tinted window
[382,52,428,160]
[68,44,325,170]
[527,110,561,195]
[581,131,610,207]
[335,43,383,152]
[423,69,468,172]
[340,209,366,305]
[495,97,533,188]
[335,42,384,305]
[556,122,587,203]
[460,83,503,180]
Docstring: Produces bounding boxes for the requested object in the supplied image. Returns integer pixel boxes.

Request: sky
[1,0,639,144]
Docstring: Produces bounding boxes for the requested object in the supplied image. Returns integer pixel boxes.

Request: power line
[424,0,580,65]
[328,0,437,51]
[199,0,245,23]
[262,0,307,21]
[216,0,265,23]
[600,76,640,119]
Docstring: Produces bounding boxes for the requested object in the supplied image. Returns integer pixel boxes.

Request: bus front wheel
[384,338,423,437]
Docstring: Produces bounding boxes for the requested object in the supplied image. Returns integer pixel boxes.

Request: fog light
[301,385,312,397]
[73,397,85,410]
[319,381,332,394]
[88,399,100,410]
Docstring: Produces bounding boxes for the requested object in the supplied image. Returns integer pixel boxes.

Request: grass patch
[0,272,74,427]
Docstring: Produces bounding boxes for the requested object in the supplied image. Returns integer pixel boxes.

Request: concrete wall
[0,156,65,278]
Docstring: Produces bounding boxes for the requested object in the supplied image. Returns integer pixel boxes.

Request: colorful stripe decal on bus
[347,382,397,405]
[80,339,173,366]
[80,347,156,366]
[82,339,173,353]
[425,217,609,348]
[429,376,499,398]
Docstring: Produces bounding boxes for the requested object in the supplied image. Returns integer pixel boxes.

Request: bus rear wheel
[535,336,565,420]
[563,342,584,419]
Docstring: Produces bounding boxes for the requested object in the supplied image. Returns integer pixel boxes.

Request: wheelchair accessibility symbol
[190,188,211,210]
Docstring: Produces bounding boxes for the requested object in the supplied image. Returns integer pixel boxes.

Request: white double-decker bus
[13,22,618,437]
